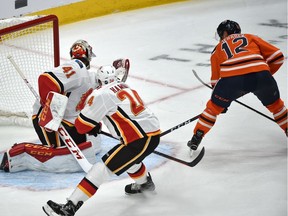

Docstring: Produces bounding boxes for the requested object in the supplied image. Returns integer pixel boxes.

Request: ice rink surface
[0,0,287,215]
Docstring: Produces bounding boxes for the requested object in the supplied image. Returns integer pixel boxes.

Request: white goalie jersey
[33,59,98,123]
[75,82,161,144]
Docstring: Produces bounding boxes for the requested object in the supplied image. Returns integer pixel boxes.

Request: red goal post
[0,15,60,126]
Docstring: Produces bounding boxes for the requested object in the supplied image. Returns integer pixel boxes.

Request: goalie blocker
[39,91,68,131]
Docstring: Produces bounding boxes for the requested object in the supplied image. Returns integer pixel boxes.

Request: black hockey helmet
[217,20,241,39]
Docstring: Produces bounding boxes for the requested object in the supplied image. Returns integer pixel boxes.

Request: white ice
[0,0,287,215]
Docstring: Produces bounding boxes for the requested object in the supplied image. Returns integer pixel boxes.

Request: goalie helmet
[97,65,118,86]
[217,20,241,40]
[70,40,96,69]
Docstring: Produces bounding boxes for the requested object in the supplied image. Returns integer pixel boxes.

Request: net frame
[0,15,60,126]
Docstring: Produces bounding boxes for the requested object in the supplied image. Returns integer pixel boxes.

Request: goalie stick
[7,55,92,173]
[100,113,205,168]
[192,69,275,122]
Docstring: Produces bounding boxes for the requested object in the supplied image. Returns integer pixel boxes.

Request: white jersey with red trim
[76,82,160,144]
[33,59,97,123]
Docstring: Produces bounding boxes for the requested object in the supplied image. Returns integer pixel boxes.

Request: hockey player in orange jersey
[187,20,287,151]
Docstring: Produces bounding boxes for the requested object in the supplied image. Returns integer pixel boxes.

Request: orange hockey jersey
[210,33,284,86]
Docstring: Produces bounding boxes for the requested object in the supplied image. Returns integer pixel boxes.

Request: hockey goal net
[0,15,60,126]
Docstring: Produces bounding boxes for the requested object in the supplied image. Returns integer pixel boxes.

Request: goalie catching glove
[112,58,130,82]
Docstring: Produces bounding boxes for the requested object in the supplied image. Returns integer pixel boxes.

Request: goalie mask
[97,65,117,86]
[70,40,96,69]
[216,20,241,40]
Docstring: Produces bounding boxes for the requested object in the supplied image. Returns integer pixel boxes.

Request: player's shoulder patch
[74,59,84,68]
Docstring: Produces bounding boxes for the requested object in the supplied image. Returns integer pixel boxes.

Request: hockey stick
[192,69,275,122]
[7,55,92,173]
[160,114,200,136]
[100,114,205,167]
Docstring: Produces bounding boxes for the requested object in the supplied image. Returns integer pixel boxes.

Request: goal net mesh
[0,15,59,126]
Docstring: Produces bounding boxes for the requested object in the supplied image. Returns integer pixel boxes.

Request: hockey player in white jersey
[0,40,130,173]
[42,65,161,216]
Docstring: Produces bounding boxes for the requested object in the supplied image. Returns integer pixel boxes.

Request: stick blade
[153,146,205,167]
[187,146,205,167]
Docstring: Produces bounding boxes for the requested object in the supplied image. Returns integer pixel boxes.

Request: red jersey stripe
[111,111,144,144]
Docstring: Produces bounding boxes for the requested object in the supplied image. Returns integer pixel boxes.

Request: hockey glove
[88,122,102,137]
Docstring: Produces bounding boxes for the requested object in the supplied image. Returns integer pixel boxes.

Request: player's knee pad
[206,100,225,115]
[85,162,113,188]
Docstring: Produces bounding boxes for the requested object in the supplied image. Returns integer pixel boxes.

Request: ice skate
[125,172,155,195]
[42,200,83,216]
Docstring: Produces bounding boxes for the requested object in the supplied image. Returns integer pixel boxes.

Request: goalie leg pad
[6,141,96,172]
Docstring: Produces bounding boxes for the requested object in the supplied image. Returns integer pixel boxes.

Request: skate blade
[125,189,157,196]
[189,146,202,160]
[189,149,194,157]
[42,204,57,216]
[142,189,157,196]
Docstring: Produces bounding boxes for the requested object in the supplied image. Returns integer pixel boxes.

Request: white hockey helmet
[69,39,96,69]
[97,65,118,86]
